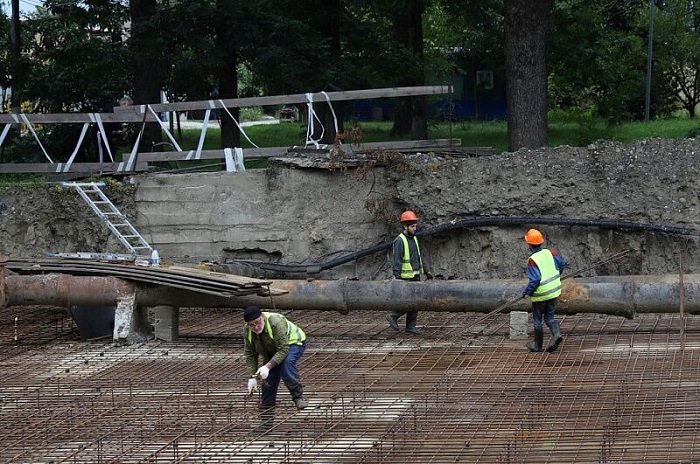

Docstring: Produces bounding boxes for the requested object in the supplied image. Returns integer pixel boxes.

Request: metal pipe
[4,273,698,317]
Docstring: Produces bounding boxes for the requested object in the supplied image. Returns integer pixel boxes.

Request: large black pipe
[4,273,697,318]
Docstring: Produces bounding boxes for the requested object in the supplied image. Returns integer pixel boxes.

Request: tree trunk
[390,0,427,140]
[9,0,21,114]
[216,0,241,148]
[314,0,343,145]
[504,0,552,151]
[309,102,348,145]
[130,0,163,151]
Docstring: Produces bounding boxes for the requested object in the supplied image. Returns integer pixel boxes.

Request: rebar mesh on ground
[0,306,698,463]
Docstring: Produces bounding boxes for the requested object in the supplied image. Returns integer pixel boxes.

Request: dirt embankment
[387,138,700,279]
[1,138,700,280]
[0,181,135,258]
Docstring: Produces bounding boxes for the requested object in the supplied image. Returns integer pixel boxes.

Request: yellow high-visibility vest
[398,233,424,279]
[530,249,561,302]
[247,312,306,345]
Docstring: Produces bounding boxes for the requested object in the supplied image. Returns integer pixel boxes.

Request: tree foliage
[22,0,131,112]
[654,0,700,117]
[2,0,699,156]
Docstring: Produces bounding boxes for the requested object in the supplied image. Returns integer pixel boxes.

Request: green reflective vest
[246,312,306,345]
[398,233,424,279]
[530,249,562,302]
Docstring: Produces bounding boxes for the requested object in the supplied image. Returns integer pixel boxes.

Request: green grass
[168,116,700,155]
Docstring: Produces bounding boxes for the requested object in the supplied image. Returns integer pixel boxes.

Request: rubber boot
[288,383,308,410]
[526,329,544,352]
[405,311,421,335]
[545,321,563,353]
[385,312,399,331]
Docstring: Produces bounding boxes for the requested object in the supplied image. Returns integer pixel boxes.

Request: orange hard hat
[399,210,419,223]
[524,228,545,245]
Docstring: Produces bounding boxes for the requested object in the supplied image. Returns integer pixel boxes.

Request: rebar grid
[0,306,698,463]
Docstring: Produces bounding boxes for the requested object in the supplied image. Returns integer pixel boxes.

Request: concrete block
[509,311,529,339]
[149,305,179,342]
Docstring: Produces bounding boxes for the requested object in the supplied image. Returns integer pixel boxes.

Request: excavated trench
[1,138,700,462]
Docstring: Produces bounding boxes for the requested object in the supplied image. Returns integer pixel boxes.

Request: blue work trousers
[531,298,558,332]
[261,342,306,407]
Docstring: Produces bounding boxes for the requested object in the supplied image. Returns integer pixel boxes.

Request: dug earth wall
[1,138,700,281]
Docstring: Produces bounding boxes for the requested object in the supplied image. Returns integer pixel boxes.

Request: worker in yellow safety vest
[243,306,308,414]
[522,228,567,353]
[385,210,433,335]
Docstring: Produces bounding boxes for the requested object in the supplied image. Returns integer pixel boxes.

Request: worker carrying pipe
[522,228,567,353]
[385,210,434,335]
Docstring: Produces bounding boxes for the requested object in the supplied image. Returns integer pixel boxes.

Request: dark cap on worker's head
[243,306,262,322]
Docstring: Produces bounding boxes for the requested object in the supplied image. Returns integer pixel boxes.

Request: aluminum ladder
[61,181,153,256]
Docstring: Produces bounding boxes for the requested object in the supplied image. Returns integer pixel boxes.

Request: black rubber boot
[526,329,544,352]
[405,311,421,335]
[287,383,308,410]
[546,321,563,353]
[385,313,399,331]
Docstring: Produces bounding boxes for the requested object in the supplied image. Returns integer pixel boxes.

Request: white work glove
[255,365,270,380]
[247,378,258,394]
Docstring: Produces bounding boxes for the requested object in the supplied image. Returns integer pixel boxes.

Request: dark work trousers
[388,275,421,330]
[260,341,307,407]
[531,298,558,332]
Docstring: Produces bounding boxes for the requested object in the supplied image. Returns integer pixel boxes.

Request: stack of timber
[4,258,286,298]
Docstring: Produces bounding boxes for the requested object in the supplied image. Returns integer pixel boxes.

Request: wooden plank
[128,85,453,113]
[160,264,274,287]
[0,85,452,124]
[0,162,150,174]
[136,139,462,163]
[137,146,284,162]
[5,258,287,297]
[0,113,160,124]
[341,138,461,152]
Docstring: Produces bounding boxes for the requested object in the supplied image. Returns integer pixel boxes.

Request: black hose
[228,216,700,275]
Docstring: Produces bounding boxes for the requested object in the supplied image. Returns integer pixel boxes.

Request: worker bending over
[243,306,308,410]
[522,229,566,353]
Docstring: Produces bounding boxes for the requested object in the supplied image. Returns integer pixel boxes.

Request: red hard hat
[399,210,419,223]
[524,228,545,245]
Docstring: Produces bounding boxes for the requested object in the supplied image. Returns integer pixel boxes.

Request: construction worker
[243,306,308,412]
[385,210,433,335]
[522,228,567,353]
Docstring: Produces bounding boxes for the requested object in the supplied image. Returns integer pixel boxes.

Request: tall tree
[9,0,21,114]
[24,0,131,112]
[504,0,552,150]
[390,0,427,139]
[654,0,700,118]
[548,0,653,122]
[306,0,344,145]
[248,0,346,144]
[215,0,241,148]
[130,0,163,149]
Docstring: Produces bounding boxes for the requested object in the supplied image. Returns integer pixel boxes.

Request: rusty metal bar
[0,308,698,463]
